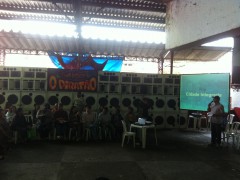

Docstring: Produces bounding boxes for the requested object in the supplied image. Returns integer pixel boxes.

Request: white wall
[166,0,240,49]
[231,89,240,108]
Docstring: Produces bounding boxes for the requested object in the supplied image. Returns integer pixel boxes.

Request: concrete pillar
[166,0,240,49]
[170,50,174,74]
[0,49,5,66]
[232,36,240,84]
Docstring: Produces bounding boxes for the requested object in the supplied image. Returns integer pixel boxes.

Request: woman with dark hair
[11,108,28,143]
[124,106,137,130]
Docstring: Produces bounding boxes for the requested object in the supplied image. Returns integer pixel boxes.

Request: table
[130,123,158,149]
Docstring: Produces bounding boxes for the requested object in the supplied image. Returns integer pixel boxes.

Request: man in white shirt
[208,96,224,147]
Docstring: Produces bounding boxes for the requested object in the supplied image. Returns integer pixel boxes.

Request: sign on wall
[47,69,97,92]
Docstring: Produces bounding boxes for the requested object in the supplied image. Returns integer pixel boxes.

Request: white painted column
[166,0,240,49]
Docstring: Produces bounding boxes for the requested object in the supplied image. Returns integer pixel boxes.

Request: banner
[48,51,123,72]
[47,69,97,92]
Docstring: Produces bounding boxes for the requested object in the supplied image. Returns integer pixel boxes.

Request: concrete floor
[0,129,240,180]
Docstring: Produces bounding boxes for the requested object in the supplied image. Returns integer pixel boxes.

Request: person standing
[208,96,224,147]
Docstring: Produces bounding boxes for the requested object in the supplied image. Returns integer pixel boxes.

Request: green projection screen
[180,73,230,112]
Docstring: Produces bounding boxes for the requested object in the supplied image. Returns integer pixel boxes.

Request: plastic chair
[121,120,135,148]
[53,127,57,140]
[206,114,212,131]
[84,127,91,141]
[230,122,240,147]
[24,115,32,124]
[188,115,207,130]
[99,125,112,140]
[235,124,240,150]
[68,127,77,141]
[223,114,237,145]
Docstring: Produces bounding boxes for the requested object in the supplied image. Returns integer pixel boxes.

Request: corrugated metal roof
[0,30,230,61]
[0,0,166,31]
[0,0,230,61]
[0,30,165,58]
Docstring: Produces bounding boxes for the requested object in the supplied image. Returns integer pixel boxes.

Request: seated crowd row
[0,102,148,159]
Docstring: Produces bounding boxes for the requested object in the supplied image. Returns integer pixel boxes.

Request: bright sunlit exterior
[202,37,234,48]
[0,20,78,37]
[81,25,165,44]
[0,20,165,44]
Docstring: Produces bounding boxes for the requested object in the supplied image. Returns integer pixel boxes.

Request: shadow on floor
[0,129,240,180]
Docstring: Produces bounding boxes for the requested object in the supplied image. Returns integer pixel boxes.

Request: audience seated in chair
[111,106,123,140]
[81,105,97,141]
[5,105,16,125]
[68,106,82,141]
[124,106,137,130]
[36,103,53,139]
[98,107,114,140]
[53,103,69,139]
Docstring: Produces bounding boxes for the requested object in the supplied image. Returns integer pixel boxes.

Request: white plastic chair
[231,122,240,147]
[121,120,135,148]
[24,115,32,123]
[68,127,78,141]
[188,115,207,130]
[84,127,91,141]
[223,114,236,145]
[206,114,212,131]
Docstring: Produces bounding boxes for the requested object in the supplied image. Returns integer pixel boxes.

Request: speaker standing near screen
[208,96,224,147]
